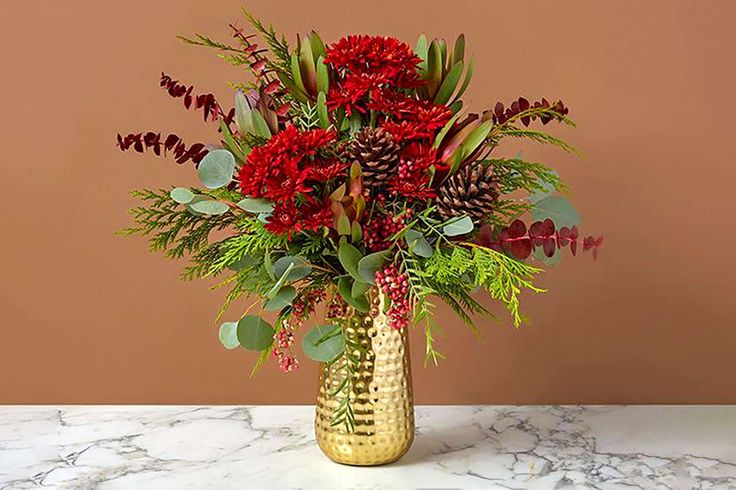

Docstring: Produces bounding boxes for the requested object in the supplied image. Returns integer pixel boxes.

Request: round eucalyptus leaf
[337,276,369,313]
[184,195,209,216]
[170,187,195,204]
[531,195,580,228]
[357,250,390,285]
[338,243,363,281]
[404,229,433,258]
[189,200,230,216]
[197,149,236,189]
[302,324,344,362]
[227,254,260,272]
[443,215,474,236]
[273,256,312,282]
[263,286,297,311]
[236,198,275,213]
[218,322,240,350]
[236,315,274,351]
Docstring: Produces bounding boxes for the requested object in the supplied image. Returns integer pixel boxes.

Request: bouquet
[118,12,602,379]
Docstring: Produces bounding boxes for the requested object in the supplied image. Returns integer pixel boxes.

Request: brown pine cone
[437,163,499,221]
[347,127,400,186]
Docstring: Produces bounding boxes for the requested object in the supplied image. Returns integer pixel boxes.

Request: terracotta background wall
[1,0,735,404]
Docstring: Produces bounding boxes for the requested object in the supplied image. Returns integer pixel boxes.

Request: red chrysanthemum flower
[370,91,453,142]
[265,200,302,238]
[325,35,423,113]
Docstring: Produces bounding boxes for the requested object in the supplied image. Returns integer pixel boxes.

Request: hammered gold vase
[315,289,414,466]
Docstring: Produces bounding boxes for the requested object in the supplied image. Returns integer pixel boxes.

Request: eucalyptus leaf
[184,195,208,216]
[236,198,275,213]
[170,187,194,204]
[266,262,294,298]
[236,315,274,351]
[302,324,344,362]
[263,285,297,311]
[273,256,312,282]
[443,215,474,236]
[528,170,560,204]
[198,149,236,189]
[189,200,230,216]
[227,253,259,272]
[531,195,580,228]
[357,250,390,284]
[337,276,369,313]
[405,229,433,258]
[218,322,240,350]
[338,243,363,281]
[351,280,371,299]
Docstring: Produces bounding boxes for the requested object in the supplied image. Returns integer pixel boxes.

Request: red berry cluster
[362,210,411,252]
[272,320,299,373]
[326,294,349,319]
[374,264,411,329]
[292,288,326,321]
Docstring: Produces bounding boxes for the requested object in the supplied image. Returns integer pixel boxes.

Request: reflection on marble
[1,405,735,489]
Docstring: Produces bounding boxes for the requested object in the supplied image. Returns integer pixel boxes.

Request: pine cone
[347,127,400,186]
[437,163,499,221]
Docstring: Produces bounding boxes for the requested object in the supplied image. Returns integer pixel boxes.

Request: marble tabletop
[1,405,735,489]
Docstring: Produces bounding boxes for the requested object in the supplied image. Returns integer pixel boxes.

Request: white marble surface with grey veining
[1,405,735,489]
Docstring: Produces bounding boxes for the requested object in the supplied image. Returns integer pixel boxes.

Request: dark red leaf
[507,238,532,260]
[508,219,527,238]
[543,237,556,257]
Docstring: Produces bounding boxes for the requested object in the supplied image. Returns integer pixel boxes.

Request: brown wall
[1,0,735,404]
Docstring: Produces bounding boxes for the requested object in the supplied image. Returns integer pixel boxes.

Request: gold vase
[315,289,414,466]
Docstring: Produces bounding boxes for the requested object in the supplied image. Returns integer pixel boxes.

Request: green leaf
[290,52,306,93]
[405,229,433,258]
[250,110,272,139]
[198,149,236,189]
[434,61,464,105]
[426,40,443,95]
[337,214,351,235]
[184,195,208,216]
[317,91,329,129]
[219,120,248,162]
[227,253,259,271]
[451,33,465,65]
[237,315,274,351]
[443,215,474,236]
[302,324,344,362]
[357,250,390,284]
[337,277,369,313]
[454,55,474,101]
[263,285,297,311]
[316,56,329,94]
[236,198,275,213]
[273,256,312,281]
[351,280,371,298]
[415,34,429,73]
[338,242,363,281]
[432,112,462,150]
[266,262,294,298]
[531,195,581,228]
[235,91,254,133]
[459,120,492,158]
[170,187,194,204]
[218,322,240,350]
[310,31,327,59]
[529,170,560,204]
[351,221,362,243]
[189,200,229,216]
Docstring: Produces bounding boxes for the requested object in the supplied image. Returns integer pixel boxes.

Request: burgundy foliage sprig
[492,97,569,126]
[116,132,208,165]
[160,73,235,126]
[477,219,603,260]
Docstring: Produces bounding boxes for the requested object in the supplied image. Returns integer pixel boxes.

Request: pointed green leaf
[454,55,475,102]
[448,100,463,114]
[357,250,390,284]
[219,120,248,162]
[197,149,236,189]
[218,322,240,350]
[432,112,462,150]
[337,214,351,235]
[278,71,308,102]
[290,52,306,93]
[426,40,443,96]
[415,34,429,73]
[266,262,294,298]
[434,61,464,105]
[299,37,318,95]
[316,56,329,94]
[310,31,327,59]
[317,91,329,129]
[351,220,362,243]
[250,110,272,138]
[236,198,275,213]
[170,187,194,204]
[235,91,254,133]
[451,34,465,65]
[263,285,297,311]
[443,215,474,236]
[456,120,492,167]
[338,242,363,281]
[302,324,344,362]
[236,315,274,351]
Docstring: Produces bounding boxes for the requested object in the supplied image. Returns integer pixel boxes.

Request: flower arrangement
[118,12,602,378]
